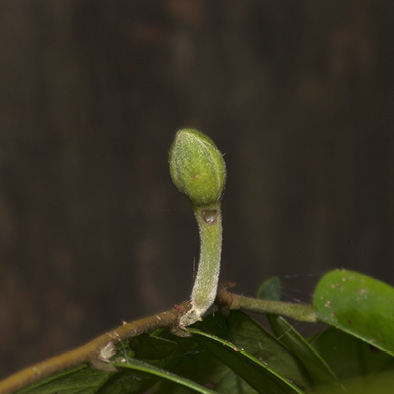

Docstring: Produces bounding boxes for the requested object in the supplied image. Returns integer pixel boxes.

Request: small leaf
[14,365,112,394]
[112,358,216,394]
[188,327,304,393]
[257,276,282,301]
[128,332,177,360]
[152,336,256,394]
[314,370,394,394]
[313,270,394,355]
[193,311,311,392]
[257,277,342,389]
[310,327,394,381]
[267,315,343,389]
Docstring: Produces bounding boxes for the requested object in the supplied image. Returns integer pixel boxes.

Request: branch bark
[0,302,190,394]
[0,287,317,394]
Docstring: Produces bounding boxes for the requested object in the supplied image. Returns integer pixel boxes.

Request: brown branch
[0,302,190,394]
[0,285,317,394]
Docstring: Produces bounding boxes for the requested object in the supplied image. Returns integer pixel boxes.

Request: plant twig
[0,302,190,394]
[169,129,226,327]
[0,286,319,394]
[216,283,317,323]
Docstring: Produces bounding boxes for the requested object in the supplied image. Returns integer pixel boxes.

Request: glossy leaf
[188,327,304,393]
[257,276,282,301]
[14,365,112,394]
[194,311,311,392]
[267,315,343,389]
[152,334,257,394]
[112,358,216,394]
[14,336,215,394]
[257,276,342,388]
[128,332,178,360]
[314,370,394,394]
[310,327,394,381]
[313,269,394,355]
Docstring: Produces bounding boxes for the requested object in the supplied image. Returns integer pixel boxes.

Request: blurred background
[0,0,393,378]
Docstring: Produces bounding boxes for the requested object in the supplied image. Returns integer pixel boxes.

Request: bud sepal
[169,128,226,207]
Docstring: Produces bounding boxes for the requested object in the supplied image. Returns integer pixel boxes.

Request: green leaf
[310,327,394,381]
[313,269,394,355]
[153,315,264,393]
[314,370,394,394]
[128,332,178,360]
[95,338,172,394]
[257,276,341,387]
[257,276,282,301]
[14,365,112,394]
[14,335,215,394]
[193,311,311,392]
[267,315,343,389]
[188,328,304,393]
[151,335,257,394]
[112,358,216,394]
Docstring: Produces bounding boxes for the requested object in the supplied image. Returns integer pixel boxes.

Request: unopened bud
[169,129,226,207]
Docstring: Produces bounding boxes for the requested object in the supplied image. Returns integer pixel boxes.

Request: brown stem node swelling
[215,282,237,315]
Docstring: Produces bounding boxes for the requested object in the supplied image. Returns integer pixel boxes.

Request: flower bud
[169,129,226,207]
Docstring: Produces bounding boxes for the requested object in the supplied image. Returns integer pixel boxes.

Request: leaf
[14,365,112,394]
[128,332,178,360]
[14,336,215,394]
[313,342,394,394]
[188,327,304,393]
[313,269,394,355]
[13,311,308,394]
[112,358,216,394]
[105,332,218,394]
[267,315,343,389]
[151,336,257,394]
[257,276,282,301]
[314,370,394,394]
[309,327,394,381]
[152,314,264,393]
[257,276,342,388]
[193,311,312,392]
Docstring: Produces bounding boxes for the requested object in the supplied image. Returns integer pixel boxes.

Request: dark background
[1,0,393,378]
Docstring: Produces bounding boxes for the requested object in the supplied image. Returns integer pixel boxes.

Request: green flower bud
[169,129,226,207]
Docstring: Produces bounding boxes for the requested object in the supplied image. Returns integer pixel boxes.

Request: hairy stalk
[169,129,226,327]
[180,203,222,327]
[233,295,317,322]
[216,285,317,323]
[0,127,325,394]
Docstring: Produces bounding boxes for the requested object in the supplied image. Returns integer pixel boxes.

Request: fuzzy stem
[180,202,222,327]
[224,292,317,322]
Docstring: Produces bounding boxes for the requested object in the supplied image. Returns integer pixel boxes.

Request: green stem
[228,293,317,323]
[180,202,222,327]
